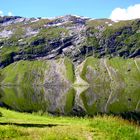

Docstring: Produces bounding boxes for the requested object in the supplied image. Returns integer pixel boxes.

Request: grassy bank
[0,107,140,140]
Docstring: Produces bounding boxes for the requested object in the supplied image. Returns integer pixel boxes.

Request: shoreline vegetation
[0,107,140,140]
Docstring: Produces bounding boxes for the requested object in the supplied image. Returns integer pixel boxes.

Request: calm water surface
[0,85,140,118]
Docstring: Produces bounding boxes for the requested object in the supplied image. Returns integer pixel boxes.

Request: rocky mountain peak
[0,15,140,68]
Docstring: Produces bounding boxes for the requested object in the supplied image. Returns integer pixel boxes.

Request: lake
[0,84,140,120]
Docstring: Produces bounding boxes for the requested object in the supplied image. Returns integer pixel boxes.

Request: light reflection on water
[0,85,140,117]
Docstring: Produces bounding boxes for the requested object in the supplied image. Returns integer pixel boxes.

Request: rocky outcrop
[0,15,140,67]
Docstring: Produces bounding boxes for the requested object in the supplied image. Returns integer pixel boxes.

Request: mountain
[0,15,140,68]
[0,15,140,116]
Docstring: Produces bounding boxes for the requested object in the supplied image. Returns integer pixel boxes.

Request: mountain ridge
[0,15,140,67]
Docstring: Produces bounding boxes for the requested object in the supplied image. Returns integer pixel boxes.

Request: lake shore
[0,107,140,140]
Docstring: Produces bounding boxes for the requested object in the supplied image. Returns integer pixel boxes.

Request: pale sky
[0,0,140,20]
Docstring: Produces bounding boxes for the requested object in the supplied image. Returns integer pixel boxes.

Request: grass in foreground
[0,107,140,140]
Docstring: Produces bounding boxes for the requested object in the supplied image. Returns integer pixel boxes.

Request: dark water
[0,85,140,120]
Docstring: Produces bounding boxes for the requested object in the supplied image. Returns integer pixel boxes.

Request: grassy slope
[1,57,140,86]
[0,58,75,85]
[80,57,140,85]
[64,57,75,83]
[0,107,140,140]
[0,60,49,85]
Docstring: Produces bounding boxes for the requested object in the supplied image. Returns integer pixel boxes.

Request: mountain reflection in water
[0,85,140,119]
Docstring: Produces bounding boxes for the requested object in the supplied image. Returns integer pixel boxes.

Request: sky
[0,0,140,20]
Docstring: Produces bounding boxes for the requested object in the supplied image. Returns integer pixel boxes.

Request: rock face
[0,15,140,67]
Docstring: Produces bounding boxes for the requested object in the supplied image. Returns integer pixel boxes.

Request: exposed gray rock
[0,30,13,38]
[25,27,39,37]
[0,15,140,68]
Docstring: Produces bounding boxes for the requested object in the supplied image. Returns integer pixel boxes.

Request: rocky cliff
[0,15,140,68]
